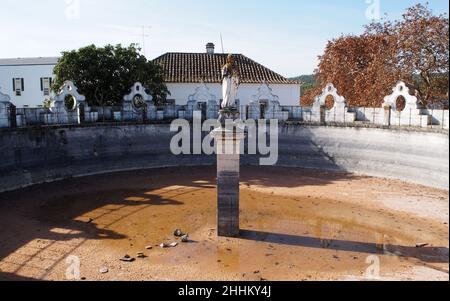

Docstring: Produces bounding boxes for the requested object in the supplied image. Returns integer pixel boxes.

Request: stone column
[212,120,245,237]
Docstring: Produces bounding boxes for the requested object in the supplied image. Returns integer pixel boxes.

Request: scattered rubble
[119,255,135,262]
[174,229,185,237]
[181,234,190,243]
[160,242,179,248]
[99,266,109,274]
[137,252,147,259]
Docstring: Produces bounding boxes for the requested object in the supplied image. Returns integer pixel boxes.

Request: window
[41,77,52,96]
[13,78,24,96]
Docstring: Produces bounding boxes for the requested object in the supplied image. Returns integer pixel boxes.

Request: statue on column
[213,56,245,238]
[219,54,240,125]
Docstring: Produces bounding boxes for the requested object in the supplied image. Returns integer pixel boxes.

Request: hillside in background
[290,74,319,90]
[290,74,320,105]
[289,74,316,85]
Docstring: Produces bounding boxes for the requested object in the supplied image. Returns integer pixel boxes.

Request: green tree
[52,44,169,106]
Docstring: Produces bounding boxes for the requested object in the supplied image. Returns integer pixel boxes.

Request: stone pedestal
[212,116,245,237]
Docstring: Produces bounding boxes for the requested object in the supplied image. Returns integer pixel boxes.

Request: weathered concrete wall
[0,124,448,193]
[273,125,449,190]
[0,124,214,193]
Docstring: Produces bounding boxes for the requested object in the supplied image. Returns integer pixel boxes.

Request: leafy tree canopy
[302,3,449,108]
[52,44,170,106]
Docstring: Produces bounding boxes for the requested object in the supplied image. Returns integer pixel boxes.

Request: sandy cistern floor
[0,166,448,281]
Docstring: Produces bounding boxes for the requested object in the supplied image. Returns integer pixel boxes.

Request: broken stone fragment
[137,252,146,258]
[174,229,184,237]
[181,234,189,243]
[160,242,178,248]
[99,266,109,274]
[145,245,153,250]
[119,255,135,262]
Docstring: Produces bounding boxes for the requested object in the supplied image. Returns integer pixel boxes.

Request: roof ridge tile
[153,52,299,85]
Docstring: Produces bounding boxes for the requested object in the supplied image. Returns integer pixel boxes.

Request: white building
[0,57,58,108]
[153,43,301,106]
[0,43,300,108]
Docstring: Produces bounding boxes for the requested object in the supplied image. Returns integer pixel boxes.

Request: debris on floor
[137,252,147,259]
[181,234,190,243]
[174,229,185,237]
[160,242,179,248]
[119,255,135,262]
[99,266,109,274]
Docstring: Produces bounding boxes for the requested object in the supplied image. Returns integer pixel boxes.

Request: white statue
[221,54,240,109]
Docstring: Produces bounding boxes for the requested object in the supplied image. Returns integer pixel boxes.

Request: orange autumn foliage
[302,4,449,108]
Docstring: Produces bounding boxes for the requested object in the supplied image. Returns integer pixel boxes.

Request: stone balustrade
[0,81,448,130]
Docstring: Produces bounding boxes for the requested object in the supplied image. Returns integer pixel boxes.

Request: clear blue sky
[0,0,448,77]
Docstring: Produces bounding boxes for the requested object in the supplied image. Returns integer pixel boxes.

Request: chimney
[206,42,215,54]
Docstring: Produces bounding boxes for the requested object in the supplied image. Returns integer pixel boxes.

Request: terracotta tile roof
[153,53,299,85]
[0,57,59,66]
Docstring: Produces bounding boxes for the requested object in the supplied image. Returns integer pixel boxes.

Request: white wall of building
[167,82,300,106]
[0,64,56,108]
[0,60,301,108]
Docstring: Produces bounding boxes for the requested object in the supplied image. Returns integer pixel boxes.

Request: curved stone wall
[273,125,449,190]
[0,123,448,193]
